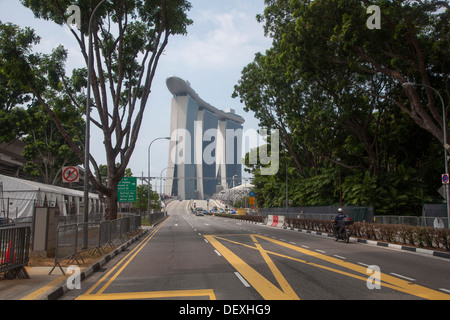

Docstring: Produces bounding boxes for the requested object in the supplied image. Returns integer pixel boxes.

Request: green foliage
[0,1,192,220]
[133,184,160,211]
[22,103,84,184]
[236,0,448,215]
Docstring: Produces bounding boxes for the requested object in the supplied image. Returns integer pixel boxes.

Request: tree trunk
[104,188,118,221]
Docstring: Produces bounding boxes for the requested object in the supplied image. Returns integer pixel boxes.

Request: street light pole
[83,0,107,249]
[160,167,174,196]
[403,82,449,227]
[147,137,170,213]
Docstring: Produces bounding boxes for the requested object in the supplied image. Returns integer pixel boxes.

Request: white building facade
[165,77,245,200]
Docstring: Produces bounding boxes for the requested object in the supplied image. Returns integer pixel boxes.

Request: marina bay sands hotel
[165,77,245,200]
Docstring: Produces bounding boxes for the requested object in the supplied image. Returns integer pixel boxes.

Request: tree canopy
[234,0,449,215]
[0,0,192,220]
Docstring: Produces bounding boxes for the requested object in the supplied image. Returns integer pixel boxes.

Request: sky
[0,0,273,187]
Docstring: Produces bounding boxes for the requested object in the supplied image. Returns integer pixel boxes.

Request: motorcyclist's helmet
[338,208,343,213]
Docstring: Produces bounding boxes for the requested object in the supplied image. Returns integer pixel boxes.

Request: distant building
[0,140,26,177]
[165,77,245,200]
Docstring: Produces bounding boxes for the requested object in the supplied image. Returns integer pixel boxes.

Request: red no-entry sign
[63,166,80,183]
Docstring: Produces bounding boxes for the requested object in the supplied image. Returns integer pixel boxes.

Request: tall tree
[235,0,448,214]
[278,0,449,146]
[22,102,85,185]
[1,0,192,220]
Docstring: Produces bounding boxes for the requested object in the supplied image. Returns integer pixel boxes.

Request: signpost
[118,177,137,203]
[249,191,255,206]
[62,166,80,183]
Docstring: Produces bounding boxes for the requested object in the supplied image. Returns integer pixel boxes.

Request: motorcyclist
[333,208,347,236]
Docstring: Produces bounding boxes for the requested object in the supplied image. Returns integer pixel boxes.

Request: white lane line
[301,245,310,249]
[390,273,415,282]
[174,224,178,227]
[214,250,222,257]
[290,242,296,245]
[234,272,251,288]
[333,255,347,260]
[440,288,450,294]
[204,239,209,244]
[357,262,371,267]
[316,250,326,253]
[198,233,202,236]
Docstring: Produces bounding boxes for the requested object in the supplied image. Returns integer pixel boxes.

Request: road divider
[267,215,285,228]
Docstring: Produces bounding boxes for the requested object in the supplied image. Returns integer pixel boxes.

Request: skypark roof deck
[166,76,245,125]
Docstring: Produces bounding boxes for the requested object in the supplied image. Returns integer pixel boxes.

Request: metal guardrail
[146,211,166,225]
[0,226,31,279]
[50,215,141,275]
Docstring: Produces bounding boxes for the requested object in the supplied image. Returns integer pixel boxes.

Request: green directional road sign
[118,177,137,202]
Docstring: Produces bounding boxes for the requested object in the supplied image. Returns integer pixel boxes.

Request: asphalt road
[62,200,450,301]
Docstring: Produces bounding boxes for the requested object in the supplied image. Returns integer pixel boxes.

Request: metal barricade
[51,224,78,275]
[50,215,142,275]
[0,226,31,279]
[119,217,130,242]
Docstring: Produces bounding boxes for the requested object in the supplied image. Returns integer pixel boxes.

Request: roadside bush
[378,224,399,243]
[398,224,416,245]
[361,222,378,240]
[218,215,450,251]
[416,227,434,248]
[435,228,450,250]
[214,213,266,224]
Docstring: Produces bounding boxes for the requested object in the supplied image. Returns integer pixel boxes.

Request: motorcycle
[332,218,354,243]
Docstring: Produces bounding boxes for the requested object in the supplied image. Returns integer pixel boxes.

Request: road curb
[42,228,150,300]
[355,237,450,259]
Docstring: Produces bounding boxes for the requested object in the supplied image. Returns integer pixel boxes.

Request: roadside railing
[0,226,31,279]
[374,215,449,228]
[49,215,142,275]
[146,211,166,225]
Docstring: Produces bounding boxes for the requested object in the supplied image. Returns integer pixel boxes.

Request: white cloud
[165,8,270,71]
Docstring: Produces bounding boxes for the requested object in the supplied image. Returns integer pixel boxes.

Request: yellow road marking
[250,235,299,300]
[255,235,450,300]
[78,289,216,300]
[204,235,296,300]
[205,234,450,300]
[21,274,68,301]
[81,218,169,297]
